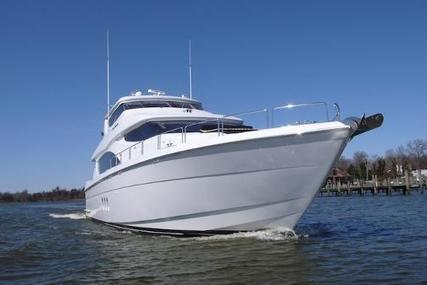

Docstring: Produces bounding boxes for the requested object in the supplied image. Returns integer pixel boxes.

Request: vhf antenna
[189,40,193,99]
[106,30,111,115]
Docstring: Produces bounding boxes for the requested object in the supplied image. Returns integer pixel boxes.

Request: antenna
[106,30,110,115]
[188,39,193,99]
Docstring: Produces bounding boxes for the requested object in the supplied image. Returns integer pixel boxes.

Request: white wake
[195,227,302,241]
[49,213,87,220]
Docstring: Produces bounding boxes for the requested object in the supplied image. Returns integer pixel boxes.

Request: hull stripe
[85,164,318,199]
[116,197,304,225]
[91,218,237,237]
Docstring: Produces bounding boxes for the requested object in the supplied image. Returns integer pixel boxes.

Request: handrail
[183,117,220,142]
[225,108,268,119]
[271,101,343,126]
[225,108,270,128]
[116,139,143,157]
[182,108,269,142]
[157,126,184,149]
[272,102,329,126]
[332,103,340,120]
[109,101,341,168]
[182,108,269,131]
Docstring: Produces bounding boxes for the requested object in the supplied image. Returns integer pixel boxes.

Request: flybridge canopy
[108,91,203,117]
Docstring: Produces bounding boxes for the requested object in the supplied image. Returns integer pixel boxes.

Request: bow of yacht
[85,90,383,236]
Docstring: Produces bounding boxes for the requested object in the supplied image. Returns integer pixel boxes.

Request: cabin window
[108,101,204,127]
[191,104,203,110]
[124,122,188,142]
[166,101,203,110]
[108,104,125,126]
[124,121,249,142]
[124,101,145,109]
[141,101,171,108]
[98,152,120,174]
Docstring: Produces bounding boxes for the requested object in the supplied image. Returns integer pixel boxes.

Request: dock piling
[404,170,410,195]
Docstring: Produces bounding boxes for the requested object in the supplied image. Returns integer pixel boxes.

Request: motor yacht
[85,89,383,236]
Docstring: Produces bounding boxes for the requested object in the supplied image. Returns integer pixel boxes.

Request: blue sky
[1,0,426,192]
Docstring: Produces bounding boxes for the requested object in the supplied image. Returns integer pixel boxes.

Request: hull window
[98,152,120,174]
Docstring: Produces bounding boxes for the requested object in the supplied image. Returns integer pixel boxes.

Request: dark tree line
[0,187,84,203]
[336,139,427,182]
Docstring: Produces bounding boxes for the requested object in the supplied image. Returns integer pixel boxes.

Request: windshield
[108,100,204,126]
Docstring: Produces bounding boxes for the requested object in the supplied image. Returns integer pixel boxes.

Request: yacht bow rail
[109,102,341,168]
[271,101,340,126]
[153,108,269,149]
[183,108,269,142]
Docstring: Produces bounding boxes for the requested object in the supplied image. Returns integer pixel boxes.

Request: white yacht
[85,89,383,236]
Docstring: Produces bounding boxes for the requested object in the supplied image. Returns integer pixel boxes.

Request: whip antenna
[189,40,193,99]
[106,30,111,114]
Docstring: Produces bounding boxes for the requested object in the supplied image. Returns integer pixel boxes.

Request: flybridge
[108,89,203,115]
[106,90,205,128]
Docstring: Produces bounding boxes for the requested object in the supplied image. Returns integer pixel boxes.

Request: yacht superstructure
[85,90,383,236]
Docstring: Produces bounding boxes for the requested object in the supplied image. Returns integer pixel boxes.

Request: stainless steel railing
[157,127,185,149]
[183,108,269,142]
[272,102,332,126]
[109,102,340,169]
[332,103,341,120]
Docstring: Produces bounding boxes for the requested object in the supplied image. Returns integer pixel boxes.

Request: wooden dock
[319,183,425,196]
[320,168,427,196]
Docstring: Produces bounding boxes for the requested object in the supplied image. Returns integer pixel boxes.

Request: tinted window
[124,101,145,109]
[98,152,120,174]
[125,122,186,142]
[167,101,203,110]
[142,101,171,108]
[108,104,125,126]
[108,101,203,127]
[124,121,243,142]
[191,103,203,110]
[167,101,183,108]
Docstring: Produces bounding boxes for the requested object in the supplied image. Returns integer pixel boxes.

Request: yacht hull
[85,127,351,235]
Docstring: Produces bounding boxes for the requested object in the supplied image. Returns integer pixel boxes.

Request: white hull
[85,127,350,235]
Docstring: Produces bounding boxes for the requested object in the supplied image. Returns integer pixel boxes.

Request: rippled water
[1,193,427,284]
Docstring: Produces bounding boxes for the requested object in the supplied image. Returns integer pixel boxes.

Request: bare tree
[407,139,427,181]
[336,156,351,170]
[396,145,409,174]
[371,155,386,180]
[353,151,369,181]
[385,149,398,177]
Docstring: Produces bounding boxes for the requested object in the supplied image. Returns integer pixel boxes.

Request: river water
[1,193,427,284]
